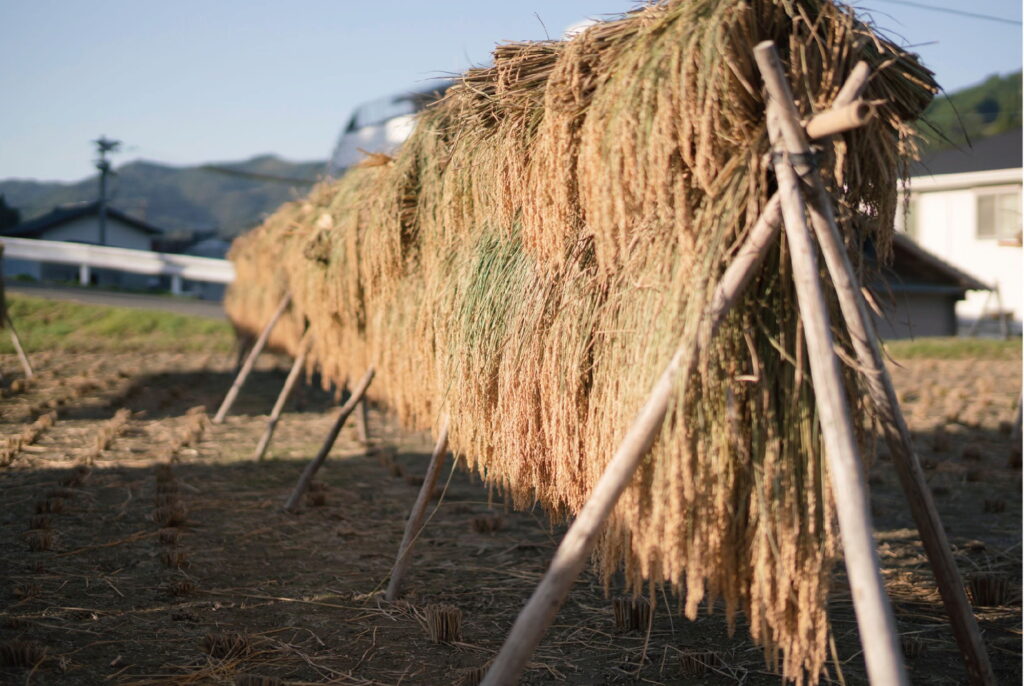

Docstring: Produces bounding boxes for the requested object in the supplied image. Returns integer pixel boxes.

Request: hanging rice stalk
[224,1,936,679]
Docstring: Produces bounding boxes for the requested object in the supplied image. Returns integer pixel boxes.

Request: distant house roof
[871,233,991,295]
[1,201,163,239]
[911,129,1022,177]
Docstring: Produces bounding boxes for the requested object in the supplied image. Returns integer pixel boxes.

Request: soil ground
[1,347,1020,685]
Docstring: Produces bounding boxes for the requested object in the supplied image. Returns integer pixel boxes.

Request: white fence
[1,236,234,294]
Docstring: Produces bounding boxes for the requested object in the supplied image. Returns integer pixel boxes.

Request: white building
[900,129,1022,333]
[2,201,162,288]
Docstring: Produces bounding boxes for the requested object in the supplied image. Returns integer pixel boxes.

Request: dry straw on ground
[225,1,936,680]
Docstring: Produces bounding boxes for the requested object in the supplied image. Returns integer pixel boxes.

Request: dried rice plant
[424,603,463,643]
[158,528,182,545]
[27,515,51,530]
[201,632,252,659]
[166,579,198,597]
[62,465,91,488]
[901,634,925,659]
[678,649,723,677]
[34,498,64,515]
[966,572,1012,607]
[24,529,55,552]
[470,515,503,534]
[154,463,176,483]
[161,550,191,569]
[0,640,46,668]
[612,596,652,633]
[223,1,936,679]
[0,411,57,464]
[152,504,188,528]
[235,674,283,686]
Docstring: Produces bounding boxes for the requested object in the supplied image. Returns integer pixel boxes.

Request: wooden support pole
[252,332,312,462]
[480,198,783,686]
[756,41,907,686]
[283,367,375,513]
[355,398,370,444]
[213,293,291,424]
[759,45,995,686]
[385,418,450,601]
[6,315,33,380]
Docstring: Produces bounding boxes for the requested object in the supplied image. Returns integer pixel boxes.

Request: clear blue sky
[1,0,1020,182]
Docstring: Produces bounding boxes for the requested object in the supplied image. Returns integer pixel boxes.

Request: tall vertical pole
[755,42,994,685]
[94,136,121,247]
[756,41,907,686]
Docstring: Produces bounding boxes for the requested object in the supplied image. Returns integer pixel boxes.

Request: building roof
[910,129,1022,177]
[1,201,163,239]
[872,233,991,295]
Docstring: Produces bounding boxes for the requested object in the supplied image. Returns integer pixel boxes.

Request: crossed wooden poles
[214,41,994,685]
[473,43,994,685]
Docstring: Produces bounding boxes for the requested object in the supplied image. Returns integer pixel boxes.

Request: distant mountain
[918,71,1022,151]
[0,155,325,238]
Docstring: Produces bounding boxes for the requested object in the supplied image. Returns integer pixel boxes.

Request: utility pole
[93,136,121,246]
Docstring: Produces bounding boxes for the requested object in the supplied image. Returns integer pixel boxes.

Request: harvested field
[1,343,1020,685]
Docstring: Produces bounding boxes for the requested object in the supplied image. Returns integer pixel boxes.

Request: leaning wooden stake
[283,367,375,513]
[756,41,907,686]
[759,43,995,685]
[385,418,450,600]
[5,315,33,380]
[355,398,370,444]
[480,198,783,686]
[252,331,312,462]
[213,293,291,424]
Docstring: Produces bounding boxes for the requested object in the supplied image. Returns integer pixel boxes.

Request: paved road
[5,282,226,319]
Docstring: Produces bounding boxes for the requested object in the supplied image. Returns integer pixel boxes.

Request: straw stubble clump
[225,1,935,681]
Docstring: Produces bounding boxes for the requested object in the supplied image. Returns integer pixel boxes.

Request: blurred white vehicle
[327,80,453,176]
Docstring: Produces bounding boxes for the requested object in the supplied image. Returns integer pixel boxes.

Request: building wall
[2,257,42,280]
[902,169,1022,328]
[4,215,155,289]
[42,216,153,251]
[873,291,958,339]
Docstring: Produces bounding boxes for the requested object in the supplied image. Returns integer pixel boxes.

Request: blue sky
[1,0,1020,182]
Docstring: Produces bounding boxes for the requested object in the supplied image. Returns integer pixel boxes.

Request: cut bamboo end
[805,99,876,139]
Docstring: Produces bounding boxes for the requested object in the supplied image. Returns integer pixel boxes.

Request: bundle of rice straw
[226,1,936,679]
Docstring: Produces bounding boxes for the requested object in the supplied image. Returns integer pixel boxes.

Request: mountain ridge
[0,154,325,238]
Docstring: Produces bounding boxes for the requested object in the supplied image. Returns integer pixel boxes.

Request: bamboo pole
[283,367,375,513]
[6,315,33,380]
[385,418,450,601]
[252,331,312,462]
[756,41,907,686]
[479,197,784,686]
[213,293,291,424]
[805,99,875,139]
[759,44,995,685]
[355,399,370,444]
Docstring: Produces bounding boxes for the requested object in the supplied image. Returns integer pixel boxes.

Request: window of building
[976,187,1021,240]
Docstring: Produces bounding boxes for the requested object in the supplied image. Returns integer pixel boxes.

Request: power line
[865,0,1022,26]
